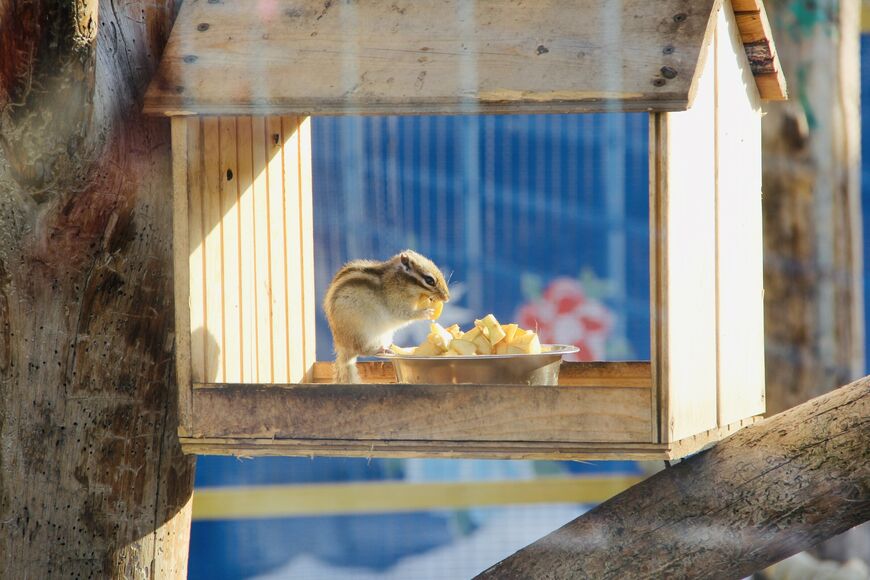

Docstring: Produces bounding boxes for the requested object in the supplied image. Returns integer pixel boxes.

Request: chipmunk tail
[334,349,361,384]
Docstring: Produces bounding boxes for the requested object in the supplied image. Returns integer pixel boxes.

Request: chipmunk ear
[400,253,411,270]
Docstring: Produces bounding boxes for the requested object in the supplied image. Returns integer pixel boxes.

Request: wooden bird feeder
[144,0,786,460]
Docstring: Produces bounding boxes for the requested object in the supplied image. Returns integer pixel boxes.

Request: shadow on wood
[476,375,870,579]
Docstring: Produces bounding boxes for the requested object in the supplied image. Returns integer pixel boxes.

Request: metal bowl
[375,344,579,385]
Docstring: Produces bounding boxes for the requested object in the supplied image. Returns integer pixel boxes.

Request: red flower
[513,277,614,362]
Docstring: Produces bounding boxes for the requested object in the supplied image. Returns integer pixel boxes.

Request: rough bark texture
[761,0,867,561]
[476,377,870,580]
[0,0,195,577]
[761,2,863,413]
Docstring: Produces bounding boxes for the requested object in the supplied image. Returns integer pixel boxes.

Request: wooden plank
[218,116,242,382]
[729,0,788,100]
[753,72,787,101]
[730,0,760,11]
[282,116,305,383]
[251,116,273,383]
[181,438,675,461]
[715,3,766,425]
[667,415,762,459]
[171,117,193,434]
[309,361,652,388]
[180,414,756,460]
[143,0,717,115]
[734,12,765,43]
[188,384,653,443]
[649,113,663,444]
[187,118,207,384]
[201,117,224,382]
[236,116,258,382]
[654,31,719,442]
[298,117,316,380]
[265,116,290,382]
[181,433,750,460]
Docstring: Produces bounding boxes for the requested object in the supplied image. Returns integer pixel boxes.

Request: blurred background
[187,3,870,578]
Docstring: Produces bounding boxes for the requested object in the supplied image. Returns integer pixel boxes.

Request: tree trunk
[0,1,195,577]
[476,376,870,580]
[761,0,866,561]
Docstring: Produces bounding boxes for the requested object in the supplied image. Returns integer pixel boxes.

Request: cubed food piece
[428,323,453,351]
[509,331,542,354]
[472,333,493,354]
[475,314,507,345]
[414,341,442,357]
[445,324,463,339]
[501,323,519,344]
[451,339,478,356]
[389,344,416,356]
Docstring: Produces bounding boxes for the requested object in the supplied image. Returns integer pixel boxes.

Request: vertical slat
[648,113,663,443]
[171,117,193,433]
[219,116,242,382]
[657,30,719,442]
[237,116,258,382]
[266,116,290,382]
[298,116,317,380]
[282,116,305,383]
[187,118,207,385]
[202,117,225,382]
[715,1,766,424]
[251,117,273,383]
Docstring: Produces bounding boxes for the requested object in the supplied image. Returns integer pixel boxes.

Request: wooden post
[476,376,870,579]
[761,0,866,561]
[0,1,195,577]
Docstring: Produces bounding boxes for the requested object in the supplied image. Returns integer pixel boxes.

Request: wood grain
[714,4,766,426]
[187,117,207,384]
[654,35,720,442]
[188,383,654,443]
[310,361,652,388]
[171,117,193,433]
[0,1,195,575]
[730,0,787,99]
[144,0,718,115]
[184,115,315,385]
[178,417,755,460]
[476,377,870,579]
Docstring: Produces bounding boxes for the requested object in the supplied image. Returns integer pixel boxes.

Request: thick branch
[477,377,870,580]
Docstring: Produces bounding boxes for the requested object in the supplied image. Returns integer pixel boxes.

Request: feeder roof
[143,0,786,116]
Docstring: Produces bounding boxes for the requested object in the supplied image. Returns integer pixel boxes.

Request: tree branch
[477,377,870,579]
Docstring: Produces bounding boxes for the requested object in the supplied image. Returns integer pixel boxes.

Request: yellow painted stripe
[863,3,870,32]
[192,476,643,521]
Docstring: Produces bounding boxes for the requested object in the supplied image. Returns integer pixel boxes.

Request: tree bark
[476,377,870,580]
[761,0,866,561]
[0,1,195,577]
[761,2,863,416]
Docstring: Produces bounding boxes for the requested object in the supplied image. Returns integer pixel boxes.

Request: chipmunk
[324,250,450,383]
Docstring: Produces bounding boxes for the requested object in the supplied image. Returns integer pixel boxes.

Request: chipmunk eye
[423,275,436,286]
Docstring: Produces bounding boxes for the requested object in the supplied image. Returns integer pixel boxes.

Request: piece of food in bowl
[450,338,478,355]
[428,323,454,351]
[393,313,547,356]
[475,314,507,345]
[389,344,416,356]
[507,331,542,354]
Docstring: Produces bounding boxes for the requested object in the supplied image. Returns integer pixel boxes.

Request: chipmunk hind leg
[334,348,361,384]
